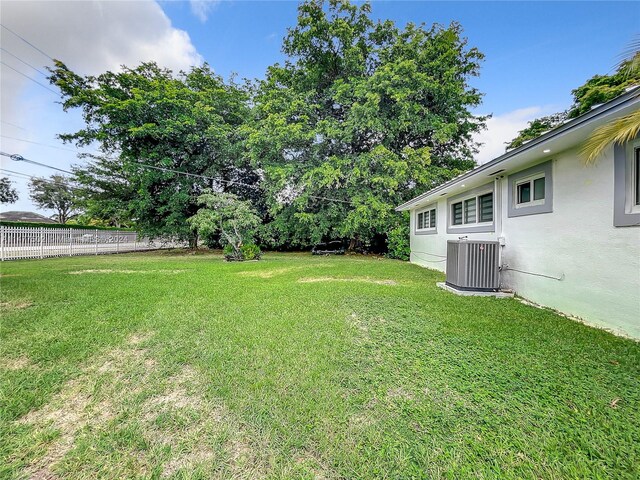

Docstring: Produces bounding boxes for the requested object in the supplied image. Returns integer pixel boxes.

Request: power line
[0,24,55,62]
[0,135,93,154]
[1,169,95,195]
[0,151,73,174]
[0,61,58,95]
[0,150,353,205]
[1,120,26,131]
[0,47,48,76]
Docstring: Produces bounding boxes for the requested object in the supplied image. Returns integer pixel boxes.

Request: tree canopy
[49,62,256,241]
[49,0,487,250]
[29,175,80,224]
[188,191,261,256]
[248,0,485,247]
[0,177,18,204]
[506,56,640,151]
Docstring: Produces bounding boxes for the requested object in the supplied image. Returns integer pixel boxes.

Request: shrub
[240,243,262,260]
[223,243,262,261]
[223,244,241,261]
[386,222,410,261]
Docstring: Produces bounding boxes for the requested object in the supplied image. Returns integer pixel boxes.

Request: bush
[223,244,240,261]
[223,243,262,261]
[386,222,410,261]
[240,243,262,260]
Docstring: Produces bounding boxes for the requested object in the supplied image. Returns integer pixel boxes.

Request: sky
[0,0,638,215]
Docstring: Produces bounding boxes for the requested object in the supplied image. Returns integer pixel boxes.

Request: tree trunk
[189,232,198,249]
[348,235,361,253]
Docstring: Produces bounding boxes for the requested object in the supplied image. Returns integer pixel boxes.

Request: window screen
[452,202,463,225]
[464,198,476,223]
[636,148,640,206]
[479,193,493,222]
[533,177,545,201]
[517,182,531,204]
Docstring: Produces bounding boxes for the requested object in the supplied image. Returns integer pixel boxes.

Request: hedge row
[0,221,134,231]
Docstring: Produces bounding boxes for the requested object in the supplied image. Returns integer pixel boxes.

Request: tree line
[42,0,485,255]
[24,0,634,256]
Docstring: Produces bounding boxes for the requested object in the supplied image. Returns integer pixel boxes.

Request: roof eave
[395,87,640,212]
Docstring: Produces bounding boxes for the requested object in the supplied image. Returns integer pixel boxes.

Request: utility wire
[1,169,97,195]
[1,120,26,131]
[1,151,354,205]
[0,151,73,174]
[0,135,92,154]
[0,61,58,95]
[0,47,48,76]
[0,24,55,62]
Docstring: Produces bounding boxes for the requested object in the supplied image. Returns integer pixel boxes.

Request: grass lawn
[1,252,639,479]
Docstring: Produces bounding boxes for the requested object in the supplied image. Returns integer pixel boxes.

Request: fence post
[95,229,98,255]
[69,228,73,256]
[39,227,44,259]
[116,230,120,253]
[0,225,4,262]
[134,232,138,252]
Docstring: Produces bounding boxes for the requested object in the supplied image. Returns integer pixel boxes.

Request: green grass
[1,252,638,479]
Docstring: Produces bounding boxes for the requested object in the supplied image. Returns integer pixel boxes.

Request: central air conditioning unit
[446,240,500,291]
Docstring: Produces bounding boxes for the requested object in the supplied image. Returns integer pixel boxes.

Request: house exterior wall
[409,144,640,338]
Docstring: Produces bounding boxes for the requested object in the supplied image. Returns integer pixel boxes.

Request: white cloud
[473,106,557,165]
[189,0,220,22]
[0,0,202,213]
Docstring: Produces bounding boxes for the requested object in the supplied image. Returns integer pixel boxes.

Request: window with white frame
[507,160,553,218]
[634,145,640,207]
[515,173,546,207]
[416,206,437,232]
[450,191,493,226]
[613,138,640,226]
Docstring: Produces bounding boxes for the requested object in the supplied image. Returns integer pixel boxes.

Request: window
[516,174,545,207]
[416,206,437,233]
[633,147,640,205]
[451,191,493,227]
[452,202,463,225]
[614,139,640,226]
[479,192,493,222]
[508,160,553,218]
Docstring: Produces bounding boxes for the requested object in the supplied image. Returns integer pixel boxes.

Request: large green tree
[249,0,486,248]
[29,175,80,224]
[49,62,256,241]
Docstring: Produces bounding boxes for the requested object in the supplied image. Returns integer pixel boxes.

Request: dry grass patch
[68,269,185,275]
[237,264,333,279]
[298,276,398,286]
[1,355,33,370]
[0,299,33,311]
[141,365,269,478]
[16,332,158,478]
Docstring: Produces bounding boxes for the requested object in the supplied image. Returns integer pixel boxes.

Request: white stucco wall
[409,145,640,338]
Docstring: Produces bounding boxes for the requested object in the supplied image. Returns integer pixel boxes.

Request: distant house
[0,211,58,224]
[397,89,640,338]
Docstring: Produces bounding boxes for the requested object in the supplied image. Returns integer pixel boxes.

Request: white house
[396,89,640,338]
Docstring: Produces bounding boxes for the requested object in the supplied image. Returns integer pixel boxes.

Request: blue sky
[1,1,638,214]
[163,1,637,114]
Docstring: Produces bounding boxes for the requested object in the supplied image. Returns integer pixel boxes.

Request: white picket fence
[0,226,183,261]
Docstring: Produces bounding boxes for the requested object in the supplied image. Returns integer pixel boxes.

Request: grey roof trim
[396,87,640,211]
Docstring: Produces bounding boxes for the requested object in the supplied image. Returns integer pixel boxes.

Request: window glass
[517,182,531,204]
[635,148,640,206]
[430,209,436,228]
[479,193,493,222]
[464,198,476,223]
[533,177,545,201]
[417,212,424,229]
[452,202,463,225]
